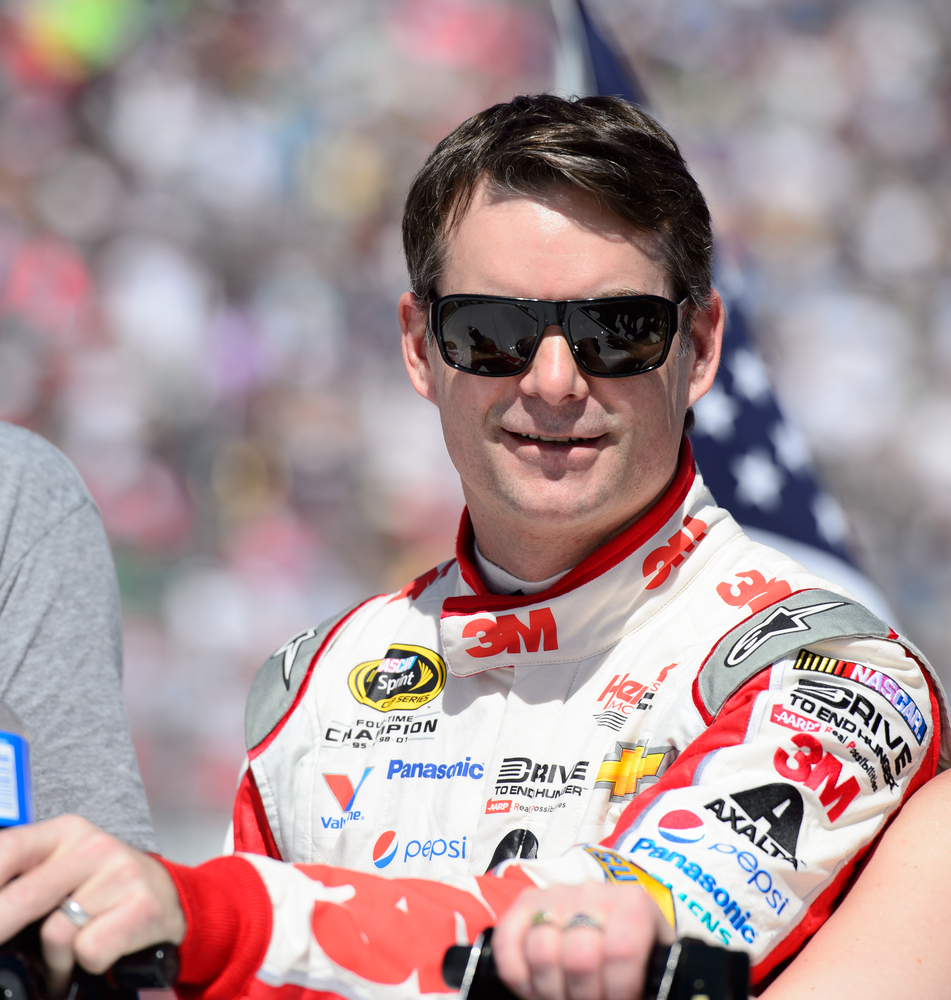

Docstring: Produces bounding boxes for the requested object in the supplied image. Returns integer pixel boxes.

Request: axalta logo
[463,608,558,658]
[387,757,484,780]
[704,782,804,869]
[348,644,446,712]
[321,768,371,829]
[373,830,468,867]
[595,742,677,802]
[642,515,707,590]
[485,798,512,814]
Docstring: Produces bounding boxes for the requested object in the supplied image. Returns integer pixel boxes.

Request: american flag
[550,0,893,619]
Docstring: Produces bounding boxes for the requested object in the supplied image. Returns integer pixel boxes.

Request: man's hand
[0,815,185,994]
[492,883,675,1000]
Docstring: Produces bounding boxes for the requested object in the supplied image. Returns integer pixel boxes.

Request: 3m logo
[642,516,708,590]
[716,570,792,615]
[485,798,512,814]
[463,607,558,658]
[595,742,676,802]
[773,733,860,822]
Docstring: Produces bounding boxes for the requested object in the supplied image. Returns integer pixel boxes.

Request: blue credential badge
[0,730,32,826]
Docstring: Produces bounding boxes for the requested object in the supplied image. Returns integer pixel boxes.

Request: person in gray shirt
[0,421,154,851]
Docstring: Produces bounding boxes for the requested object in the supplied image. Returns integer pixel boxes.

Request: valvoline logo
[320,768,371,829]
[373,830,399,869]
[657,809,704,844]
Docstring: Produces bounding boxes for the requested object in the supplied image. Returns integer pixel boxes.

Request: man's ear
[685,288,725,408]
[399,291,438,404]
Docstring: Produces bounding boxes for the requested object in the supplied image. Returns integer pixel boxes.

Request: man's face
[400,183,722,565]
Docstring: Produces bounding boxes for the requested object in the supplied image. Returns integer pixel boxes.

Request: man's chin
[495,485,615,527]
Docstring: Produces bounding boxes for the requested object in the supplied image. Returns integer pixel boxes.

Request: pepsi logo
[657,810,704,844]
[373,830,399,868]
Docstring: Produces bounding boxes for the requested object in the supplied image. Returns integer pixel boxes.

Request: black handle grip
[0,922,178,1000]
[93,942,180,993]
[444,928,748,1000]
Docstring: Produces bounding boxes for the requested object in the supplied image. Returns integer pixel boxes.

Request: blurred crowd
[604,0,951,672]
[0,0,946,859]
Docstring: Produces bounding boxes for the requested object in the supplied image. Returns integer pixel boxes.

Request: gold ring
[531,910,556,926]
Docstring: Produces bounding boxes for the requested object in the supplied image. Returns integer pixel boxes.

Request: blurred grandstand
[0,0,947,860]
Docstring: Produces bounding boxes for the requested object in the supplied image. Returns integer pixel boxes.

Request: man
[0,421,154,850]
[0,94,945,1000]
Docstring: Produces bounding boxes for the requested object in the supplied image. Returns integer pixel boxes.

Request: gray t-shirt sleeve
[0,425,156,851]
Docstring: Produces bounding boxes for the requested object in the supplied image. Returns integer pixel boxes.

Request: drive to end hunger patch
[348,644,447,712]
[697,589,890,719]
[794,650,927,744]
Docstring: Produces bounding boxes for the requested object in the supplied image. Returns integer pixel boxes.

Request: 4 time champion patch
[348,645,447,712]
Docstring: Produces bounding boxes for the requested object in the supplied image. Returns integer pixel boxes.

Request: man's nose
[518,326,589,403]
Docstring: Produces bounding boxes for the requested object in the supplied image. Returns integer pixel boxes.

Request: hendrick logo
[348,644,446,712]
[725,601,844,667]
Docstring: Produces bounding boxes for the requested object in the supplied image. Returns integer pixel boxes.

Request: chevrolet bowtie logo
[595,742,676,801]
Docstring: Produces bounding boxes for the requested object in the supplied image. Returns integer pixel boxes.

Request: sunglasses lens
[438,299,539,374]
[568,300,672,375]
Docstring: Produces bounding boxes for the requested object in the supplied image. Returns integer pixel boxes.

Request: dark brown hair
[401,94,713,313]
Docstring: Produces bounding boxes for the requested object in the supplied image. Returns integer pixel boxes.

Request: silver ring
[564,912,603,931]
[59,896,92,928]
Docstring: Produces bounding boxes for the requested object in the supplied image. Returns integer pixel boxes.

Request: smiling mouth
[512,432,598,444]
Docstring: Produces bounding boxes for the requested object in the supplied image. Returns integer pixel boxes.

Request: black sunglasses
[428,293,688,378]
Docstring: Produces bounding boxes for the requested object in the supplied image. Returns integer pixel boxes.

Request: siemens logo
[387,757,485,780]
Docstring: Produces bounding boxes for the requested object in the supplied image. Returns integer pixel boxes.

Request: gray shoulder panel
[245,601,365,751]
[697,589,890,719]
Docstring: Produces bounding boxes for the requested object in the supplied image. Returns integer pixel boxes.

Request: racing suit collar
[455,436,698,602]
[441,437,721,677]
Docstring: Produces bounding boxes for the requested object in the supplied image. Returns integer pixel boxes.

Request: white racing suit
[161,443,948,1000]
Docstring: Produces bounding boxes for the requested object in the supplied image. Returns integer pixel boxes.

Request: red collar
[453,437,696,610]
